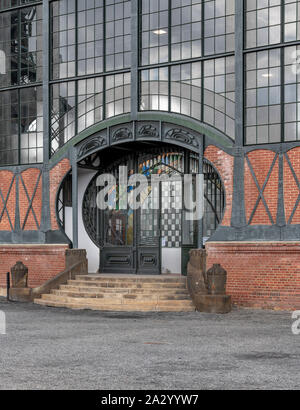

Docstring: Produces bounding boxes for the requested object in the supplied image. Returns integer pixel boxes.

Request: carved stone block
[187,249,207,299]
[11,261,28,288]
[187,250,232,314]
[195,295,232,314]
[206,264,228,295]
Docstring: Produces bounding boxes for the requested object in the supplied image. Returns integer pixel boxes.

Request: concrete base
[9,288,33,303]
[194,294,232,314]
[0,287,7,298]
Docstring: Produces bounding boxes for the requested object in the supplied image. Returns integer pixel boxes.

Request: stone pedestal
[9,288,33,303]
[187,249,232,314]
[194,294,232,314]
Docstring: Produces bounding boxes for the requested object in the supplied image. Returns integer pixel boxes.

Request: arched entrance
[81,143,224,275]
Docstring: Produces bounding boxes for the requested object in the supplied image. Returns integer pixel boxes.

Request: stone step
[67,280,187,289]
[59,284,189,295]
[51,289,190,301]
[41,293,194,306]
[77,275,187,284]
[34,274,194,313]
[34,298,195,312]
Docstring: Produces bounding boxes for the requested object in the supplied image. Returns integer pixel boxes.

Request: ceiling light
[262,73,273,78]
[153,29,167,35]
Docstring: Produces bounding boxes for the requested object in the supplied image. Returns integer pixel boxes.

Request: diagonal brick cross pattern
[0,172,16,231]
[245,153,279,226]
[19,170,42,231]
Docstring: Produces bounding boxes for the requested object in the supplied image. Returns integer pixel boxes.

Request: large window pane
[51,72,131,153]
[203,0,235,55]
[245,0,281,49]
[0,1,40,11]
[0,86,43,165]
[171,62,202,120]
[51,0,131,80]
[171,1,202,61]
[245,49,281,144]
[284,45,300,141]
[0,6,43,88]
[140,0,169,66]
[140,67,169,111]
[204,56,235,137]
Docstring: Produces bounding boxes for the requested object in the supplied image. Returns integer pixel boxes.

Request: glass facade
[50,0,131,154]
[140,0,235,140]
[0,2,43,165]
[2,1,300,165]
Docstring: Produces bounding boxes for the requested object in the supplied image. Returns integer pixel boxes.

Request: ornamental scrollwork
[112,127,133,142]
[78,136,106,159]
[165,128,199,148]
[138,124,159,139]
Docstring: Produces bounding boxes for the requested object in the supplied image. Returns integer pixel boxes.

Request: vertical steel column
[40,0,51,237]
[72,148,79,248]
[231,0,246,229]
[198,138,204,249]
[131,0,139,120]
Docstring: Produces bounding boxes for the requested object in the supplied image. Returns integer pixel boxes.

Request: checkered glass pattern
[161,180,182,248]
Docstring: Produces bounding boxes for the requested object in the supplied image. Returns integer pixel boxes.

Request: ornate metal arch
[76,121,204,163]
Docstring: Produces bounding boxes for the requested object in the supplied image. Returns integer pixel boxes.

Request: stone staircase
[34,274,196,312]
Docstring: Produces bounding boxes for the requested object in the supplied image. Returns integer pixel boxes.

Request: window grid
[140,56,236,140]
[141,0,235,67]
[0,5,43,89]
[284,0,300,43]
[245,0,300,49]
[245,0,282,49]
[140,67,169,112]
[171,1,202,62]
[140,0,169,66]
[203,0,235,56]
[51,0,131,81]
[0,1,41,12]
[105,0,131,72]
[0,85,43,165]
[204,56,235,137]
[51,72,131,153]
[171,62,202,120]
[245,48,282,145]
[284,45,300,141]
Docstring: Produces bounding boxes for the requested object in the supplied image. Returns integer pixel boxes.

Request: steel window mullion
[75,0,78,78]
[0,2,43,14]
[281,46,285,143]
[168,0,171,63]
[103,0,106,73]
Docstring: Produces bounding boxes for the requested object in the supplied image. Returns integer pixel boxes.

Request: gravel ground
[0,298,299,390]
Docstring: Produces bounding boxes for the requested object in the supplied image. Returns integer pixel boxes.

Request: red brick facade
[206,242,300,311]
[49,158,71,230]
[284,147,300,224]
[244,150,279,225]
[0,170,16,231]
[204,145,234,227]
[19,168,43,230]
[0,245,68,288]
[1,148,300,310]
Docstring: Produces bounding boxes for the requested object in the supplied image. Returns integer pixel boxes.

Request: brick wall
[244,150,279,225]
[50,158,71,230]
[0,245,68,288]
[19,168,43,230]
[284,147,300,224]
[206,242,300,310]
[204,145,234,227]
[0,170,16,231]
